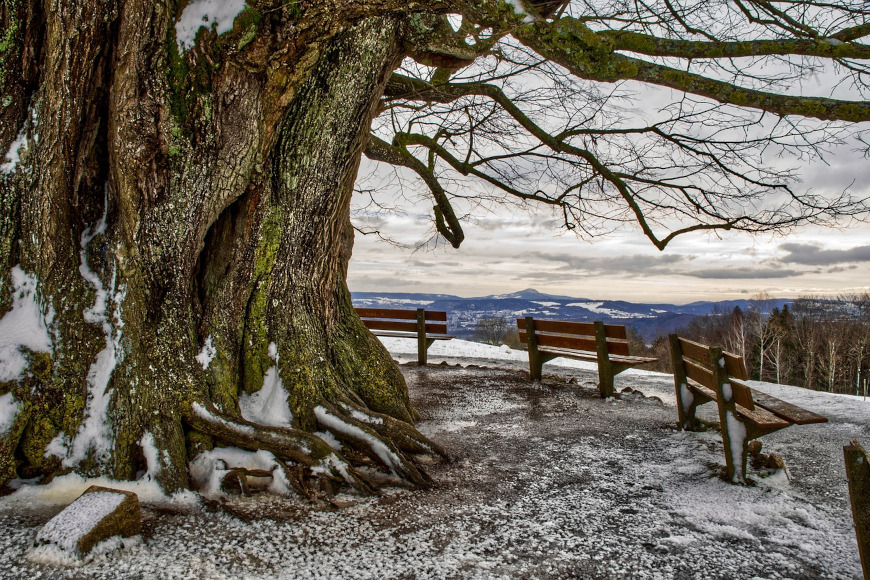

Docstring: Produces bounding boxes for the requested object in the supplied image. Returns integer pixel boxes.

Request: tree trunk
[0,2,444,494]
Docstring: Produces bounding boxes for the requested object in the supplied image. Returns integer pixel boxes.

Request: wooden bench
[517,318,657,398]
[844,439,870,579]
[669,334,828,482]
[355,308,454,365]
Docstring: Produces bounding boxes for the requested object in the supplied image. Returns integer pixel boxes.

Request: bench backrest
[669,335,754,409]
[355,308,448,334]
[516,318,630,356]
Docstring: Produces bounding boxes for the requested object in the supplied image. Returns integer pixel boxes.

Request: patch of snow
[28,534,142,568]
[344,406,383,426]
[0,129,27,174]
[2,471,197,509]
[679,382,693,416]
[746,380,870,423]
[725,410,747,482]
[531,301,560,307]
[504,0,536,23]
[192,402,256,437]
[436,420,478,433]
[139,432,161,482]
[189,447,293,498]
[446,13,463,32]
[314,431,343,451]
[0,266,54,382]
[175,0,247,50]
[239,342,293,429]
[0,392,21,435]
[195,336,216,370]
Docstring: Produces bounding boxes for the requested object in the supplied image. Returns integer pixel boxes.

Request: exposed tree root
[184,401,375,496]
[314,403,432,487]
[183,396,448,498]
[336,401,450,461]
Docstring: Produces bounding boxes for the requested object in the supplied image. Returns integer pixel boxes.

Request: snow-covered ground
[0,338,867,578]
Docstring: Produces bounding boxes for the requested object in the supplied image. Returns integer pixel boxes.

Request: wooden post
[669,334,690,430]
[844,439,870,579]
[710,346,745,482]
[525,317,543,380]
[416,308,427,366]
[593,321,615,398]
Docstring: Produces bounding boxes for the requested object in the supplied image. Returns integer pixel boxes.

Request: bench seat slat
[686,379,717,403]
[748,389,829,425]
[368,330,455,340]
[685,379,790,430]
[537,346,656,366]
[362,320,447,334]
[518,331,631,356]
[355,308,447,321]
[736,403,791,430]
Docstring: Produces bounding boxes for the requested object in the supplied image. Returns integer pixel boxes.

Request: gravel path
[0,360,864,579]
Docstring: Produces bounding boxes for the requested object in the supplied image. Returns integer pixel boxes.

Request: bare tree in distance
[1,1,869,494]
[473,316,513,345]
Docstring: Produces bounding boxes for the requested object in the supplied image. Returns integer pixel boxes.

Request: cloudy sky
[348,138,870,304]
[348,208,869,304]
[348,40,869,305]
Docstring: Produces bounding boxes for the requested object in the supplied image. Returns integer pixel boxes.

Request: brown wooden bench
[669,334,828,482]
[355,308,454,365]
[517,318,657,398]
[844,439,870,578]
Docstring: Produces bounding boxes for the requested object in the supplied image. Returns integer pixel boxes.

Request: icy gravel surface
[0,341,866,578]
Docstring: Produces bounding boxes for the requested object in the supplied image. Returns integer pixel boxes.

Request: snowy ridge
[351,288,756,341]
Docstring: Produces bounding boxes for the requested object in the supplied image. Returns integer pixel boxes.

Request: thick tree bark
[0,2,443,494]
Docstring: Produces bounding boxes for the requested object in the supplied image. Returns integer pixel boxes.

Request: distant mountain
[351,289,792,342]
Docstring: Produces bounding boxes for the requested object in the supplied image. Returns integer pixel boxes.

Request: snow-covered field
[0,338,867,578]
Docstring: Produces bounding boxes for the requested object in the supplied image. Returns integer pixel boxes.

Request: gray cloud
[688,267,803,280]
[826,265,858,273]
[527,251,689,276]
[780,243,870,266]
